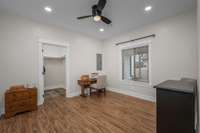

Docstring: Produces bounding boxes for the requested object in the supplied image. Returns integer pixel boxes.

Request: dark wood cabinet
[5,86,37,118]
[155,79,197,133]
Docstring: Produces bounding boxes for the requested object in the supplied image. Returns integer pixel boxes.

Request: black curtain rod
[116,34,156,46]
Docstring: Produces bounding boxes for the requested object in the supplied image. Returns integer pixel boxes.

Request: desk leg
[89,88,92,96]
[80,86,86,97]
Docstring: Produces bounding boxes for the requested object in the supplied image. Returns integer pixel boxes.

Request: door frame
[38,39,70,105]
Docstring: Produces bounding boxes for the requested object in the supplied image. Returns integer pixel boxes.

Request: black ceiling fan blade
[92,5,97,16]
[97,0,107,11]
[92,5,102,16]
[77,15,93,19]
[101,16,111,24]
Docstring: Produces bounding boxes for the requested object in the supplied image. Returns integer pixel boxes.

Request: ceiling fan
[77,0,112,24]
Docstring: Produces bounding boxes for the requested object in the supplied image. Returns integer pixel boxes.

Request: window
[122,45,149,82]
[96,54,103,71]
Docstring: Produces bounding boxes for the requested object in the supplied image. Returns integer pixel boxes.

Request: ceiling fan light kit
[77,0,112,25]
[94,15,101,22]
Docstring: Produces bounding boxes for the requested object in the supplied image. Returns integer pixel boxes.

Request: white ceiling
[0,0,196,40]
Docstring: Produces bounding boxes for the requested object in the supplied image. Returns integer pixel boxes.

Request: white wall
[103,11,198,101]
[44,58,65,90]
[0,11,102,114]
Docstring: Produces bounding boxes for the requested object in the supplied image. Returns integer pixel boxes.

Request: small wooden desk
[78,78,97,97]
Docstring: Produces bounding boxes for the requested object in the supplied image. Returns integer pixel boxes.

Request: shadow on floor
[44,88,66,99]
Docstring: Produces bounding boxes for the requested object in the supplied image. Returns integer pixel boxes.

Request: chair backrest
[96,75,107,89]
[91,73,98,79]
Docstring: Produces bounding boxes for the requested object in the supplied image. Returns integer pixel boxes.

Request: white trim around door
[38,39,70,105]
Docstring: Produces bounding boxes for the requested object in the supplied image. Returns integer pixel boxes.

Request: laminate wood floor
[0,91,156,133]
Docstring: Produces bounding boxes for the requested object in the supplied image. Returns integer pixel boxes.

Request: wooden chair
[90,75,107,95]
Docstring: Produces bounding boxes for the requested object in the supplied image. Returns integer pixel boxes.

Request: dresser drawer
[5,98,37,111]
[6,91,29,102]
[6,99,33,111]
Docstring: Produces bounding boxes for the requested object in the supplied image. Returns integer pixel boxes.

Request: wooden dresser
[5,86,37,118]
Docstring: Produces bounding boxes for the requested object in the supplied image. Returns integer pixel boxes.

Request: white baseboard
[65,87,156,102]
[107,87,156,102]
[44,85,65,90]
[38,99,44,106]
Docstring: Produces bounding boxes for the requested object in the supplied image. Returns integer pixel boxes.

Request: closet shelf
[43,55,65,59]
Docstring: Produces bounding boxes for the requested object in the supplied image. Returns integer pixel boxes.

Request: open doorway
[43,56,66,99]
[38,40,69,104]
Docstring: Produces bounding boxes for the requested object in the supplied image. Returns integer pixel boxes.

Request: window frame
[119,39,152,86]
[96,53,103,71]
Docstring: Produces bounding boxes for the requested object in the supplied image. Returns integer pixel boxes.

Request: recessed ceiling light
[145,6,152,12]
[44,6,52,13]
[99,28,104,32]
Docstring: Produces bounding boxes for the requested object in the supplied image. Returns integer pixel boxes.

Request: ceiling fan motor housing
[77,0,111,24]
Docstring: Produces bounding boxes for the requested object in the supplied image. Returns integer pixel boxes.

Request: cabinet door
[156,88,194,133]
